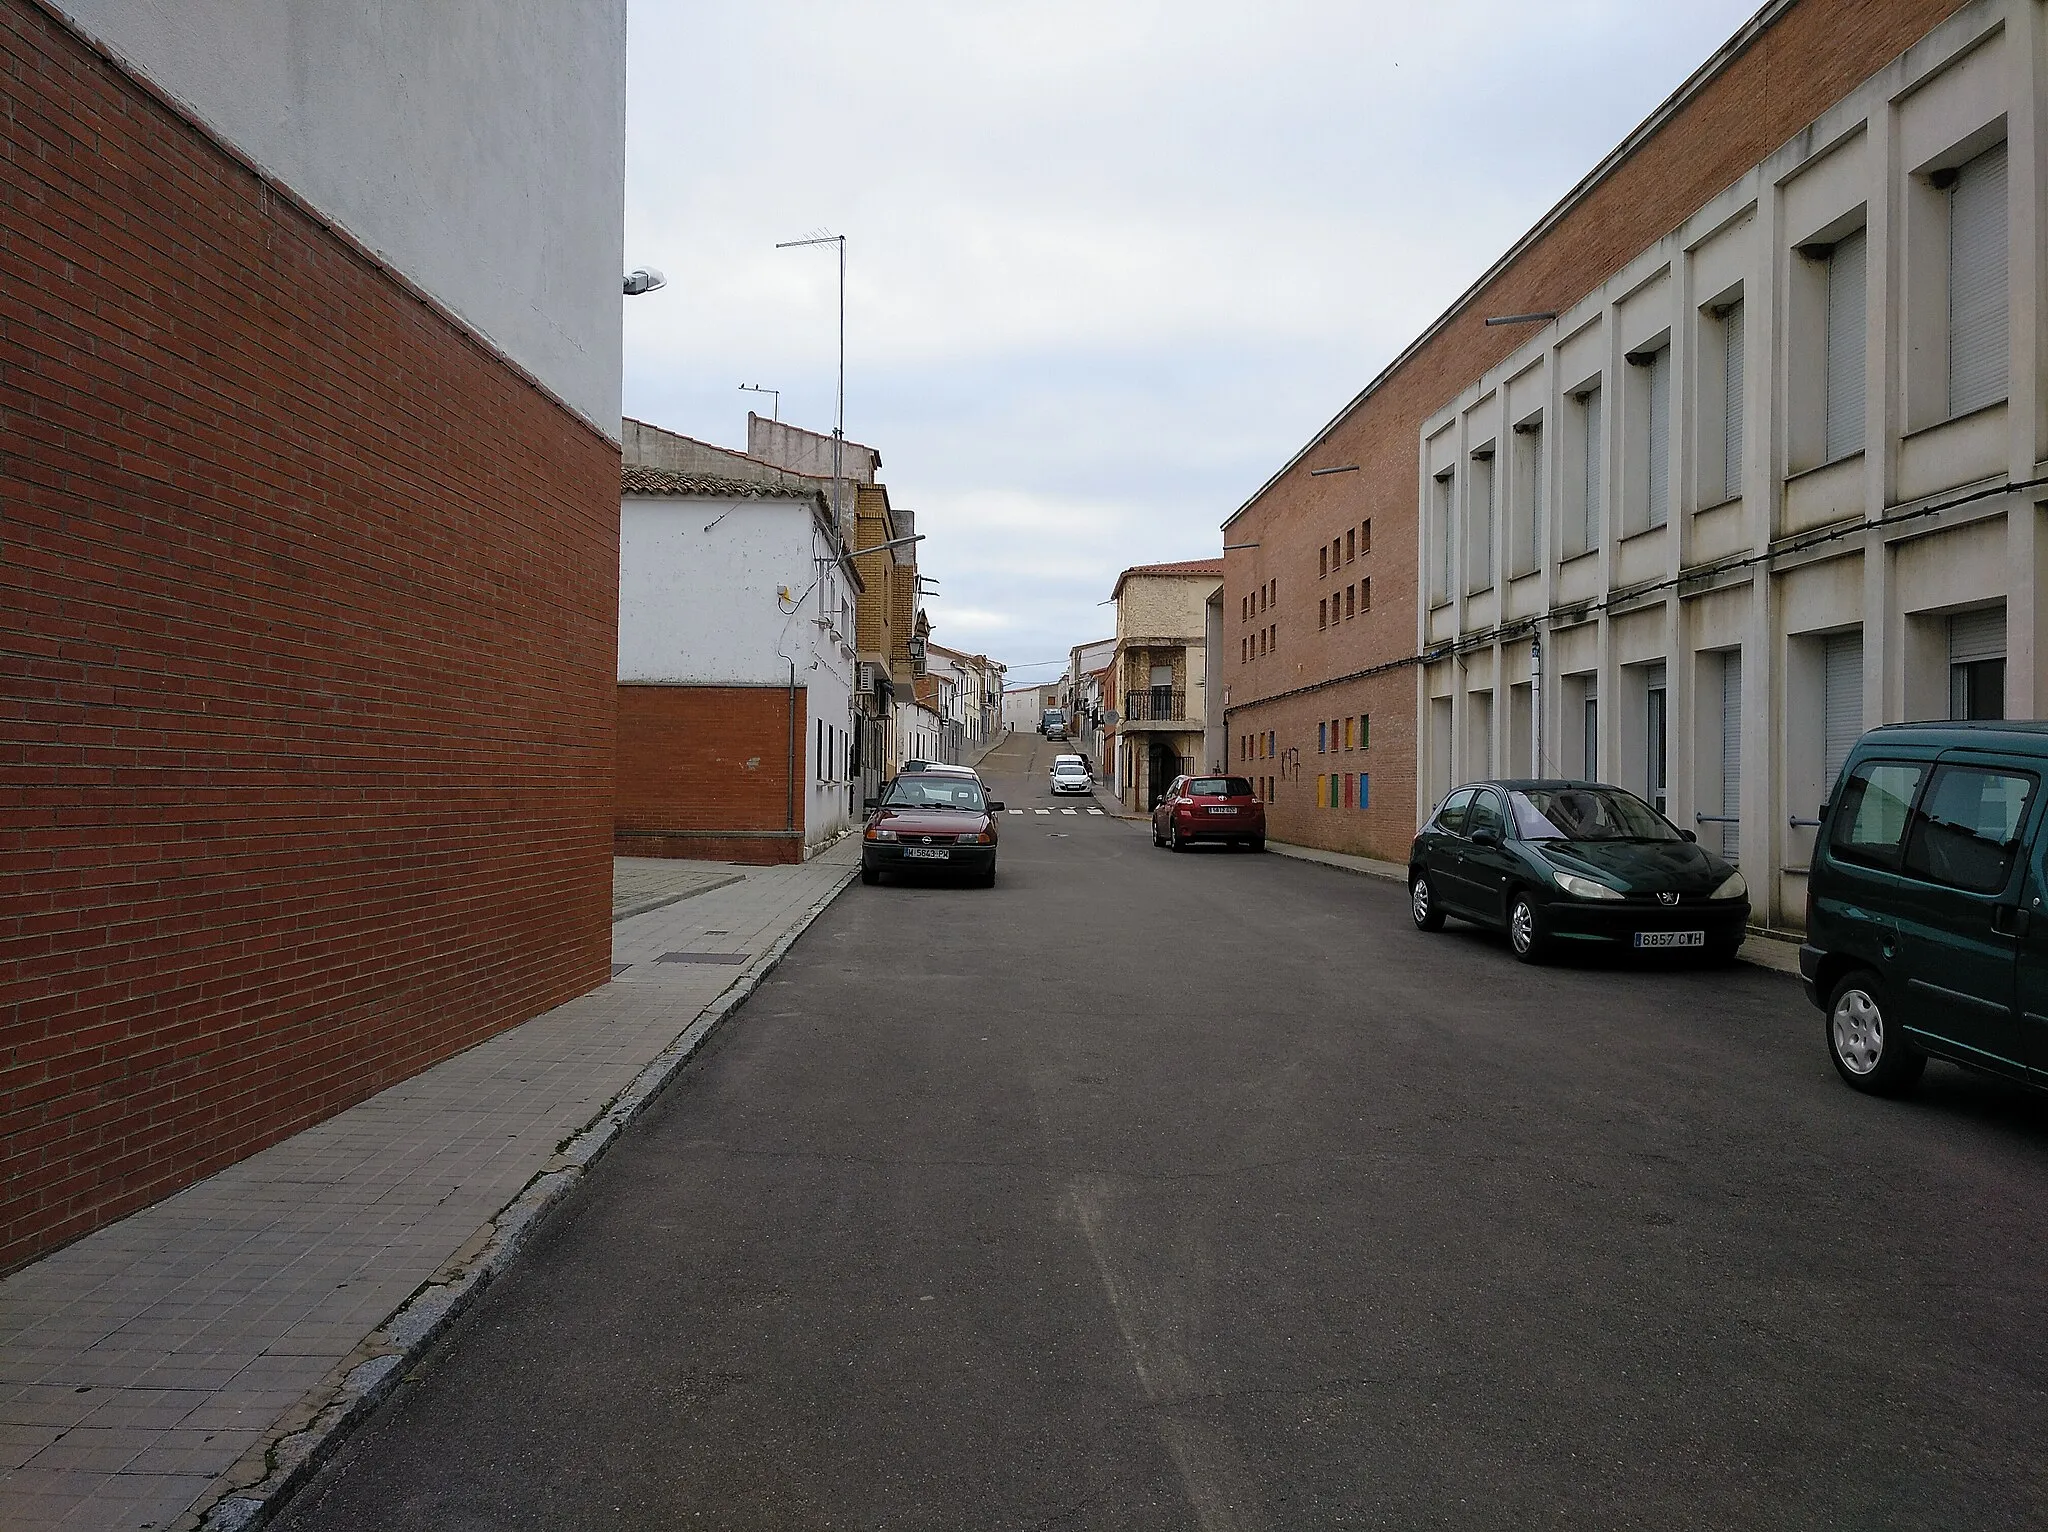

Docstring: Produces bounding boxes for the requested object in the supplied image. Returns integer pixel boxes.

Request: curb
[184,863,859,1532]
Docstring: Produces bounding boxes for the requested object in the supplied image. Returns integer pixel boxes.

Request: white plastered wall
[53,0,627,435]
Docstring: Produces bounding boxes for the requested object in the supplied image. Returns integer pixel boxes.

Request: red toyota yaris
[1151,774,1265,853]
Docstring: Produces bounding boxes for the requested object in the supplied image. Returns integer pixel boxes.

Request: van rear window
[1828,761,1926,870]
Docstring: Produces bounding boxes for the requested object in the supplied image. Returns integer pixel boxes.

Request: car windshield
[1187,777,1253,797]
[1509,786,1680,842]
[1053,765,1088,776]
[881,776,987,812]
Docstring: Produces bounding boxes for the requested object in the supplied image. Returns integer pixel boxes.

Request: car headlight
[864,827,897,842]
[1711,870,1747,901]
[1553,870,1624,901]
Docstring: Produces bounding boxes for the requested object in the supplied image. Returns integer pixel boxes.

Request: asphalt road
[277,733,2048,1530]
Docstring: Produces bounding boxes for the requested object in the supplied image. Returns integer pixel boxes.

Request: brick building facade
[0,1,623,1272]
[1222,0,1974,865]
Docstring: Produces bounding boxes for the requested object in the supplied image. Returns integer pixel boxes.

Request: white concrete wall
[53,0,626,434]
[1417,0,2047,930]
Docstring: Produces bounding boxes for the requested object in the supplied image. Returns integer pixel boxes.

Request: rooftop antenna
[776,230,847,534]
[738,383,780,422]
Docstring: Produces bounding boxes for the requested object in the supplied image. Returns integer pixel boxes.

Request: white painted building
[1418,0,2046,931]
[619,468,862,856]
[52,0,626,434]
[1004,684,1060,735]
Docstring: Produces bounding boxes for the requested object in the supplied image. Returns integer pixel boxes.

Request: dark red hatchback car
[1151,774,1265,852]
[860,771,1004,886]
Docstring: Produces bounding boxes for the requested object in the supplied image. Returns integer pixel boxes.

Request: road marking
[1086,808,1105,816]
[1008,809,1024,815]
[1060,808,1078,816]
[1034,808,1051,815]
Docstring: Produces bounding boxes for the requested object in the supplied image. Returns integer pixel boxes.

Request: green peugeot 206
[1408,779,1751,965]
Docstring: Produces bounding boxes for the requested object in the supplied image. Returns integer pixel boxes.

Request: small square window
[1319,598,1328,629]
[1346,529,1356,563]
[1319,547,1328,578]
[1361,519,1372,554]
[1361,714,1371,749]
[1346,585,1356,619]
[1344,717,1355,750]
[1361,577,1371,612]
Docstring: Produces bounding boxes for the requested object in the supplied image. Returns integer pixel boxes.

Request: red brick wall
[0,1,618,1274]
[615,685,806,865]
[1225,0,1971,863]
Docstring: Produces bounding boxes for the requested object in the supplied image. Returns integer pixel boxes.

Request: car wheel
[860,867,880,886]
[1410,872,1445,931]
[1826,970,1926,1096]
[1703,937,1744,967]
[1507,892,1548,964]
[1168,820,1185,852]
[1152,821,1165,847]
[1249,836,1265,853]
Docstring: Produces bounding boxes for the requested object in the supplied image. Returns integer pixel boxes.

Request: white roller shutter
[1470,453,1495,591]
[1721,652,1742,862]
[1822,633,1863,786]
[1948,142,2009,418]
[1949,606,2006,664]
[1824,230,1867,463]
[1722,305,1745,502]
[1583,389,1603,549]
[1646,349,1671,528]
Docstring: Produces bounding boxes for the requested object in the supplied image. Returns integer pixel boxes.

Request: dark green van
[1803,722,2048,1095]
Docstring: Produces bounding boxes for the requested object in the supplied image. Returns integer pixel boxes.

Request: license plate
[1209,807,1239,815]
[1634,930,1705,949]
[903,847,950,861]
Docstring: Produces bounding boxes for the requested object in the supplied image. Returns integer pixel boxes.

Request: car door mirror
[1679,828,1698,843]
[1470,827,1501,848]
[988,801,1004,812]
[863,796,880,810]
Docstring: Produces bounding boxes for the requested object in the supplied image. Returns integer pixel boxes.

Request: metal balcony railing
[1122,687,1186,723]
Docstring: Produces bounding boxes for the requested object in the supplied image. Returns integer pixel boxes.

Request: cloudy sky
[622,0,1761,688]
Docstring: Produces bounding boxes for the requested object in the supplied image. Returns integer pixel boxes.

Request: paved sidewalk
[0,844,857,1532]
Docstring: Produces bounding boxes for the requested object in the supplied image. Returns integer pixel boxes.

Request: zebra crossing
[1009,807,1103,816]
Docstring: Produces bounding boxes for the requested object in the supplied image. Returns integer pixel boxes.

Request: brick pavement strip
[0,845,858,1532]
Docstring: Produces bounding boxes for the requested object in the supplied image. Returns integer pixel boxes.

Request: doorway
[1148,741,1180,810]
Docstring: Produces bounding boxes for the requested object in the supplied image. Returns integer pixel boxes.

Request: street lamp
[623,268,666,296]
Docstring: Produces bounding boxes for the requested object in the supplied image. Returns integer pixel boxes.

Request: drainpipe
[787,660,798,840]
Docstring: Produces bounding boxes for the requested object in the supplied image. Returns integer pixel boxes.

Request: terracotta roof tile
[621,465,814,499]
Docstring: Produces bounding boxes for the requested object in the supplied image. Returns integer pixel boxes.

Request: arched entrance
[1147,740,1180,810]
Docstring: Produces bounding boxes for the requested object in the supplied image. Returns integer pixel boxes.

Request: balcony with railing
[1121,687,1187,726]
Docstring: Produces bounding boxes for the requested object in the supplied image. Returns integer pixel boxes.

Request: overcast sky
[622,0,1762,687]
